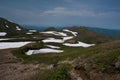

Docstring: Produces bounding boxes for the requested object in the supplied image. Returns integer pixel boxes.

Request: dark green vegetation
[43,64,71,80]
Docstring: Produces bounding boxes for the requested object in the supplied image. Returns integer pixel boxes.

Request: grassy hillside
[11,39,120,80]
[68,26,112,44]
[74,40,120,80]
[87,27,120,37]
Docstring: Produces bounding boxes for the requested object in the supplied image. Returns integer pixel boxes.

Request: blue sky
[0,0,120,29]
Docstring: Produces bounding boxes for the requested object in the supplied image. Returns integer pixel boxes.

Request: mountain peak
[0,17,28,37]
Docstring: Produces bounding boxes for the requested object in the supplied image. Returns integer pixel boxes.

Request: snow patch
[42,38,64,43]
[0,32,7,36]
[63,29,78,36]
[41,31,67,36]
[5,25,9,28]
[26,48,63,55]
[63,41,95,48]
[0,38,15,41]
[0,38,9,41]
[16,26,21,31]
[0,42,31,49]
[46,45,60,49]
[63,36,74,41]
[26,32,33,34]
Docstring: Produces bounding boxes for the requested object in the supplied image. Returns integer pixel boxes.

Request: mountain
[44,27,58,31]
[0,17,28,37]
[87,27,120,37]
[22,25,49,31]
[22,25,120,37]
[67,26,112,44]
[22,25,66,31]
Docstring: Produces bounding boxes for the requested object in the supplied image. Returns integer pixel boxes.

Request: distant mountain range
[0,17,120,38]
[23,25,120,37]
[22,25,65,31]
[87,27,120,37]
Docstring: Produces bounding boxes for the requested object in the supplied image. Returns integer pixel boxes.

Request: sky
[0,0,120,29]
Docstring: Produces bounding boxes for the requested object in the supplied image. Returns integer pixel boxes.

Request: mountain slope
[44,27,58,31]
[0,17,28,36]
[73,39,120,80]
[67,26,112,44]
[87,27,120,37]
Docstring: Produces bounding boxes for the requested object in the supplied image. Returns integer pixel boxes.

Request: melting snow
[42,38,64,43]
[0,38,9,41]
[63,41,95,48]
[41,31,67,36]
[5,25,9,28]
[46,45,60,49]
[26,32,33,34]
[63,29,78,36]
[25,48,63,55]
[0,38,15,41]
[0,32,7,36]
[63,36,74,41]
[16,26,21,31]
[0,42,31,49]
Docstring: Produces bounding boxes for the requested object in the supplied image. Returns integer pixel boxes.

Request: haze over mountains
[23,25,120,38]
[0,17,120,38]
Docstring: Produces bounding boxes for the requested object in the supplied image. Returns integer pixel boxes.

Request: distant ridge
[23,25,120,37]
[87,27,120,37]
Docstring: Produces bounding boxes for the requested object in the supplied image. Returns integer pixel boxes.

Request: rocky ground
[0,49,52,80]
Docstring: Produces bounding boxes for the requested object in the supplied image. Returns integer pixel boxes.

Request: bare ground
[0,49,51,80]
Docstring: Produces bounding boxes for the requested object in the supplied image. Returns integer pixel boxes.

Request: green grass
[84,43,120,72]
[12,42,94,64]
[32,64,72,80]
[95,50,120,72]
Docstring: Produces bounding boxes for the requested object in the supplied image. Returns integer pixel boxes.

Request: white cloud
[42,7,96,17]
[41,7,120,18]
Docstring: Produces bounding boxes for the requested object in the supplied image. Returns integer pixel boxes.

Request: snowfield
[46,45,60,49]
[63,29,78,36]
[0,42,31,49]
[41,31,67,36]
[63,41,95,48]
[26,48,64,55]
[26,32,33,34]
[16,26,21,31]
[0,32,7,36]
[42,38,64,43]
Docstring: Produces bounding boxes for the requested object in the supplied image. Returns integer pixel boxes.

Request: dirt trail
[0,49,51,80]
